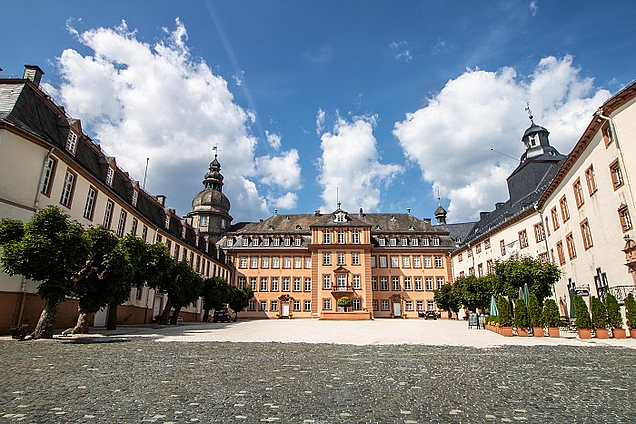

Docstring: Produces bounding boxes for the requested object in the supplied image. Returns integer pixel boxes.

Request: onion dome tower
[188,151,232,243]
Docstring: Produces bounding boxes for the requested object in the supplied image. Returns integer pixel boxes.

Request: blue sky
[2,1,635,224]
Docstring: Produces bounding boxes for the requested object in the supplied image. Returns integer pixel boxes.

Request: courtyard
[1,320,635,422]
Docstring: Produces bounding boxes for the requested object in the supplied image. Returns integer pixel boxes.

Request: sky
[2,1,635,224]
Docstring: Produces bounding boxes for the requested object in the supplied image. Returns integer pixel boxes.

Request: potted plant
[337,296,353,312]
[574,295,592,339]
[528,294,544,337]
[605,293,626,339]
[542,299,560,338]
[514,297,529,336]
[590,296,609,339]
[625,293,636,338]
[497,295,513,337]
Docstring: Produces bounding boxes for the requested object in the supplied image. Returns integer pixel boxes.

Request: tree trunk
[106,303,118,330]
[202,309,210,322]
[170,306,182,325]
[72,309,92,334]
[32,299,61,339]
[159,296,172,325]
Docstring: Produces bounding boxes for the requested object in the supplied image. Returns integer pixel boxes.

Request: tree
[167,262,203,325]
[514,298,528,329]
[0,207,91,338]
[605,293,623,329]
[433,283,461,318]
[573,295,592,329]
[201,276,230,322]
[527,293,543,327]
[497,295,512,327]
[454,275,491,312]
[542,298,560,327]
[228,286,254,316]
[590,296,608,329]
[625,294,636,330]
[494,255,560,303]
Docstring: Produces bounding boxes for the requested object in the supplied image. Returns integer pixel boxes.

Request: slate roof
[0,78,225,264]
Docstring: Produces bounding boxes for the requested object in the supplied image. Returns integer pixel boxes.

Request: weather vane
[525,102,534,125]
[212,143,220,157]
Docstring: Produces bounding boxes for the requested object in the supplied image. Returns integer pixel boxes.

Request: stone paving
[1,320,635,423]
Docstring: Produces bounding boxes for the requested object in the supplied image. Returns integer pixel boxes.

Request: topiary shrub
[590,296,608,329]
[605,293,623,329]
[497,295,512,327]
[514,298,528,329]
[625,293,636,330]
[542,298,560,327]
[574,295,592,329]
[528,293,543,327]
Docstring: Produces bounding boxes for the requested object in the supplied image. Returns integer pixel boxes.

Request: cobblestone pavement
[1,337,635,423]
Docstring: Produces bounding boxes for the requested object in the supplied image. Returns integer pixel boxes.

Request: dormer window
[106,167,114,186]
[335,212,346,223]
[390,237,397,246]
[66,131,78,154]
[401,237,408,246]
[412,238,419,247]
[263,238,270,247]
[284,237,291,246]
[295,224,302,230]
[181,225,187,239]
[226,238,234,247]
[378,237,385,246]
[200,215,209,227]
[131,190,138,207]
[423,238,430,246]
[433,238,440,246]
[295,237,302,246]
[242,237,249,247]
[273,237,280,246]
[164,215,170,229]
[252,237,259,246]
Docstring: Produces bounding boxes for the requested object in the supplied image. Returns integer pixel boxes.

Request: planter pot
[532,326,544,337]
[630,328,636,339]
[612,328,627,339]
[517,328,529,337]
[500,326,513,337]
[595,328,609,339]
[577,328,592,339]
[548,327,560,338]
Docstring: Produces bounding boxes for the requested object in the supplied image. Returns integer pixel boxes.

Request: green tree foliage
[573,295,592,329]
[433,283,461,318]
[0,207,91,338]
[201,276,230,322]
[527,293,543,327]
[166,260,204,325]
[454,275,491,311]
[514,298,528,329]
[590,296,608,329]
[493,255,560,302]
[228,286,254,315]
[497,295,512,327]
[542,298,560,327]
[604,293,623,329]
[624,293,636,330]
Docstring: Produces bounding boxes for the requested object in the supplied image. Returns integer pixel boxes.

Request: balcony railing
[332,285,354,292]
[608,285,636,303]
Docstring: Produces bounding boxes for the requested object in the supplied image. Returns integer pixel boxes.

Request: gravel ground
[1,321,635,423]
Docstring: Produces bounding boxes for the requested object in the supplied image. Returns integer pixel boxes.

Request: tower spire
[525,102,535,125]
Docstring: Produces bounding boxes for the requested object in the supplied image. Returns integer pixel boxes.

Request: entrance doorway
[393,301,402,317]
[281,302,290,317]
[94,307,107,327]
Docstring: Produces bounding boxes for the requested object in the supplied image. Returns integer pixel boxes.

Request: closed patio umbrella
[490,295,498,316]
[568,286,576,318]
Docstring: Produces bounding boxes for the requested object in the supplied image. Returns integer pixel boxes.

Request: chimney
[480,211,490,220]
[314,210,321,216]
[23,65,44,87]
[407,208,411,215]
[359,207,364,218]
[495,202,505,210]
[156,195,166,206]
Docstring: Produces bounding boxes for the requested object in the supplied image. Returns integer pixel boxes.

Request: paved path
[1,320,635,423]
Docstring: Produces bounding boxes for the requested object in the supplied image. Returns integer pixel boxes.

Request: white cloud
[389,41,412,61]
[265,130,281,150]
[393,55,611,223]
[269,192,298,209]
[315,108,325,135]
[318,115,403,213]
[49,19,301,221]
[529,1,538,16]
[256,150,302,190]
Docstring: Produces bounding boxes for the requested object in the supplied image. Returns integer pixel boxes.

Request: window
[437,277,444,289]
[283,257,291,268]
[83,187,97,220]
[415,277,423,291]
[378,237,385,246]
[337,230,345,244]
[116,210,127,237]
[351,252,360,265]
[486,259,493,274]
[556,241,565,265]
[284,237,291,247]
[261,256,269,268]
[580,219,593,250]
[294,237,301,247]
[323,298,332,310]
[458,253,463,262]
[380,277,388,291]
[352,275,361,290]
[484,239,491,250]
[500,239,506,256]
[352,230,359,244]
[467,249,472,258]
[323,275,331,290]
[273,237,280,247]
[469,267,474,276]
[304,278,311,292]
[263,238,270,247]
[371,256,377,268]
[251,256,258,268]
[259,301,267,312]
[413,256,421,268]
[372,300,378,311]
[352,298,361,310]
[379,256,387,268]
[416,301,423,311]
[294,257,302,268]
[390,237,397,246]
[131,190,138,207]
[304,300,311,311]
[226,238,233,247]
[293,277,301,291]
[337,252,346,265]
[585,165,597,196]
[381,300,390,311]
[422,238,430,246]
[260,278,268,291]
[518,229,529,249]
[392,277,400,291]
[305,257,312,268]
[164,214,170,229]
[336,274,346,289]
[404,277,412,290]
[610,159,624,190]
[271,277,279,291]
[391,256,399,268]
[602,123,613,147]
[239,257,247,268]
[434,256,443,268]
[619,204,633,232]
[248,300,255,311]
[566,232,576,260]
[271,301,278,312]
[401,237,408,246]
[252,237,259,247]
[323,231,331,244]
[427,301,435,311]
[272,256,280,268]
[475,243,482,254]
[559,196,570,222]
[59,170,76,207]
[402,256,410,268]
[106,167,114,187]
[103,200,114,229]
[323,253,331,266]
[551,207,560,230]
[130,218,138,236]
[573,178,584,208]
[372,277,378,291]
[293,301,301,312]
[411,238,419,247]
[534,223,544,243]
[283,277,290,291]
[66,131,78,154]
[426,277,433,291]
[40,157,57,196]
[142,225,148,241]
[433,238,440,246]
[250,277,257,291]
